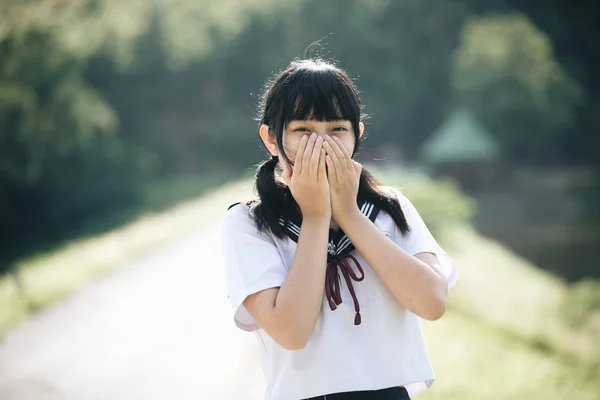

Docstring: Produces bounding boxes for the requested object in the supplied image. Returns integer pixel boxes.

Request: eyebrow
[289,120,350,124]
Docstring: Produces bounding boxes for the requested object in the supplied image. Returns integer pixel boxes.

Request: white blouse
[221,188,458,400]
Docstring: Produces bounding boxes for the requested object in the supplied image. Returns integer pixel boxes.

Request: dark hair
[247,59,409,238]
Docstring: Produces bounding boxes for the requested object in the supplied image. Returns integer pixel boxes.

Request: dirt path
[0,219,265,399]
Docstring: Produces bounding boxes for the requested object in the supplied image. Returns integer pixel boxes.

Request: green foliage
[0,14,135,273]
[561,279,600,329]
[451,13,583,163]
[400,178,476,240]
[0,0,599,276]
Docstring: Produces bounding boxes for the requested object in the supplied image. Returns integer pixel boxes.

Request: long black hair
[246,59,409,239]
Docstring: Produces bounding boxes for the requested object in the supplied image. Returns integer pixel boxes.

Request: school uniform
[221,187,458,400]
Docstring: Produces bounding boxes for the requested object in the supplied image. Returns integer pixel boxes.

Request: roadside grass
[418,226,599,400]
[0,176,254,336]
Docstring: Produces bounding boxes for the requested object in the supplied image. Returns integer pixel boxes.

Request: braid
[256,156,281,204]
[358,167,410,236]
[247,156,289,239]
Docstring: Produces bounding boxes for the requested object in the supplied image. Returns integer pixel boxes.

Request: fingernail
[310,132,317,139]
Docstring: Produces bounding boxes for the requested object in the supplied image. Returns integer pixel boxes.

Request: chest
[273,229,400,324]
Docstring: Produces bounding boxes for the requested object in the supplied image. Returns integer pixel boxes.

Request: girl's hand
[323,135,362,222]
[281,133,331,219]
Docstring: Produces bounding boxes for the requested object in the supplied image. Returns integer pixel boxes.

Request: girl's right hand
[282,133,331,219]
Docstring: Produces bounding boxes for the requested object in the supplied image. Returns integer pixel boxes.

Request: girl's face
[260,120,364,169]
[283,120,362,163]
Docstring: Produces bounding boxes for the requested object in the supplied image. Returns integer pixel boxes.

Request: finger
[326,154,343,184]
[318,148,327,182]
[324,136,344,182]
[309,137,323,176]
[323,148,338,184]
[303,133,318,174]
[326,136,347,170]
[294,134,309,174]
[325,154,336,184]
[333,136,354,171]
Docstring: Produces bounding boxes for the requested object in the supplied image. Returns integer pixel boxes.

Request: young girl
[221,59,458,400]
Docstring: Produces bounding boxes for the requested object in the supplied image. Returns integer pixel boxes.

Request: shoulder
[380,185,411,207]
[370,186,412,234]
[224,201,253,225]
[225,201,248,215]
[223,201,276,243]
[227,201,242,211]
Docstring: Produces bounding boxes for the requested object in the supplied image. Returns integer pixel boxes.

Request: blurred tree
[505,0,600,167]
[1,0,599,274]
[0,0,286,267]
[0,3,128,270]
[250,0,471,159]
[460,0,600,166]
[451,13,582,164]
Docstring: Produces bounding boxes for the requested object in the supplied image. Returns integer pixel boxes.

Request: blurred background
[0,0,599,399]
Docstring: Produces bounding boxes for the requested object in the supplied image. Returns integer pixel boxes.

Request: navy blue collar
[278,199,379,261]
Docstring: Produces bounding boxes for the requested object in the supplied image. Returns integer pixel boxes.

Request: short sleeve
[221,204,288,332]
[391,191,459,289]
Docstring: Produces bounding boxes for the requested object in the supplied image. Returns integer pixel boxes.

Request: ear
[358,122,365,139]
[259,124,278,156]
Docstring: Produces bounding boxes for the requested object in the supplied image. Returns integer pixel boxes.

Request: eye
[332,127,348,132]
[293,127,310,133]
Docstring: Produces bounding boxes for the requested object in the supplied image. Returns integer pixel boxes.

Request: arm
[243,216,329,350]
[337,211,449,320]
[322,134,448,320]
[244,132,331,350]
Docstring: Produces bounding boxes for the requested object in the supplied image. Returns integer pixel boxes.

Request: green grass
[421,312,599,400]
[418,227,600,399]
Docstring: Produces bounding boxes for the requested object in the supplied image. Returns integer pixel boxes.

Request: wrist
[335,204,362,226]
[302,214,332,227]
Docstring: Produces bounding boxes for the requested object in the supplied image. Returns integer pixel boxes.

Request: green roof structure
[421,108,500,163]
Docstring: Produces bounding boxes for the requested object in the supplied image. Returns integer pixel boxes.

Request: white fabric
[221,189,458,400]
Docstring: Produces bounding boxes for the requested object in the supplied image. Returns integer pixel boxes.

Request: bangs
[283,67,361,125]
[258,59,365,164]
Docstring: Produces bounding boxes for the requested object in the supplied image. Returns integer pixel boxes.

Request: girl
[221,59,458,400]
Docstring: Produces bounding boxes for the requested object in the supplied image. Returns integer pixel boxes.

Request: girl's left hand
[323,135,362,222]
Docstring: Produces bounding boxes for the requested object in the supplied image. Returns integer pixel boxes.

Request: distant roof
[421,108,500,163]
